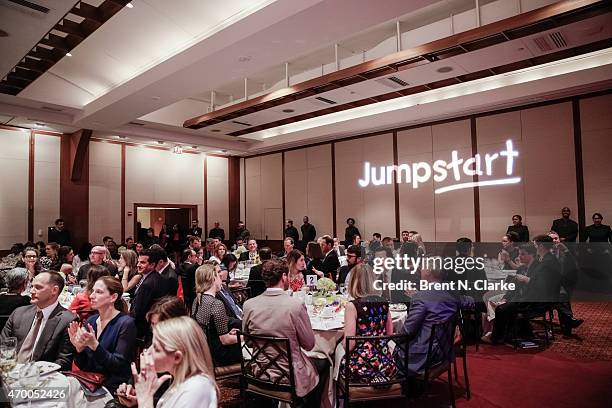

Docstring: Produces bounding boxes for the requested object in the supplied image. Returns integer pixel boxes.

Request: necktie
[135,274,146,293]
[17,310,43,363]
[222,289,242,319]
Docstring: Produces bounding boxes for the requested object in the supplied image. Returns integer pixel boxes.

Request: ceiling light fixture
[173,146,183,154]
[436,66,453,73]
[156,140,164,145]
[282,109,295,113]
[252,48,612,139]
[238,56,251,62]
[126,2,134,8]
[66,52,72,57]
[211,129,221,132]
[191,145,198,149]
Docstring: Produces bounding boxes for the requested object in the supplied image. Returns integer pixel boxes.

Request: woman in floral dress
[341,263,396,382]
[287,249,306,292]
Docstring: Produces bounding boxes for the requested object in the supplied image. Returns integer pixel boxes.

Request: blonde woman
[411,233,426,257]
[209,242,227,264]
[119,249,141,296]
[131,316,217,408]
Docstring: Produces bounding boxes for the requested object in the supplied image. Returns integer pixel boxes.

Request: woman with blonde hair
[119,249,141,296]
[410,233,426,257]
[341,263,396,382]
[192,264,240,366]
[131,316,217,408]
[209,242,228,264]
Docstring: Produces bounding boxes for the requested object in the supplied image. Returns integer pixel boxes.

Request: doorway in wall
[133,203,197,243]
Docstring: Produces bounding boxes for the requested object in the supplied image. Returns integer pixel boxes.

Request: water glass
[0,337,17,375]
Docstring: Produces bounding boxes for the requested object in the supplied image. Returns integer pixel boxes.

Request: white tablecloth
[8,371,70,408]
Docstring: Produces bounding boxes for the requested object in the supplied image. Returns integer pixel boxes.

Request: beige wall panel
[432,120,475,241]
[581,94,612,221]
[335,134,395,240]
[284,149,307,172]
[306,165,333,237]
[477,111,525,241]
[522,103,577,237]
[125,147,204,240]
[245,157,262,239]
[397,127,435,240]
[206,156,229,235]
[33,134,60,243]
[89,142,122,244]
[0,129,29,248]
[260,154,283,239]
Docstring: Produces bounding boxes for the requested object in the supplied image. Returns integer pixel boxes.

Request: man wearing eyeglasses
[337,245,362,285]
[76,245,117,281]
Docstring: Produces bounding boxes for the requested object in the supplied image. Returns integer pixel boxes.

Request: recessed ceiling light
[282,109,295,113]
[211,129,221,133]
[156,140,164,145]
[126,2,134,8]
[238,56,251,62]
[436,66,453,73]
[66,52,72,57]
[151,96,161,101]
[191,145,198,149]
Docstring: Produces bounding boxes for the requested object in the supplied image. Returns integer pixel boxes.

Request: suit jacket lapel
[32,305,63,360]
[18,307,37,350]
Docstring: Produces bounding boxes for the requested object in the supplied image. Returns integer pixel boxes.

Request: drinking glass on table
[313,297,326,315]
[339,284,348,297]
[0,337,17,375]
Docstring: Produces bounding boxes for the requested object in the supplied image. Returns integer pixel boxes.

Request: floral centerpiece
[315,277,338,304]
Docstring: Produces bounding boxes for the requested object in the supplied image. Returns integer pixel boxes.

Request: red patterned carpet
[219,301,612,407]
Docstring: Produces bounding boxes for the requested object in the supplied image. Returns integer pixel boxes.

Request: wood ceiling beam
[70,3,105,25]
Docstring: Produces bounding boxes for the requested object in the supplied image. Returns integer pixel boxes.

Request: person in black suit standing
[48,218,71,247]
[506,214,529,242]
[131,249,166,342]
[208,221,225,241]
[247,247,272,298]
[0,271,76,370]
[582,212,612,243]
[551,207,579,242]
[344,218,361,247]
[284,220,300,243]
[300,216,316,245]
[150,246,178,297]
[314,236,340,282]
[190,219,203,238]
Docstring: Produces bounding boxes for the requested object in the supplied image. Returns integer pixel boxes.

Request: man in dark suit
[491,238,561,343]
[150,247,178,297]
[300,216,316,245]
[344,218,361,247]
[337,245,361,285]
[77,245,118,281]
[246,247,272,298]
[177,248,198,312]
[47,218,71,247]
[277,237,294,259]
[284,220,300,243]
[238,239,258,262]
[190,219,203,238]
[208,221,225,241]
[551,207,579,242]
[314,236,340,281]
[1,271,75,370]
[131,249,166,342]
[395,264,473,375]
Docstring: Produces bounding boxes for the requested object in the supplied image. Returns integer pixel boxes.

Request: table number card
[306,275,318,287]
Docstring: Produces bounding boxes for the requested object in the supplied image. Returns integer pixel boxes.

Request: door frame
[133,203,198,240]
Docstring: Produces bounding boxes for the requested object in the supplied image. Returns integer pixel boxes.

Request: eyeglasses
[24,255,37,259]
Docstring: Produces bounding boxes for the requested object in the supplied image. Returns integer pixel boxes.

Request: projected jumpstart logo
[358,139,520,194]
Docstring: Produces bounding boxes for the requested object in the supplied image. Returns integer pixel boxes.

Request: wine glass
[339,284,348,298]
[0,337,17,377]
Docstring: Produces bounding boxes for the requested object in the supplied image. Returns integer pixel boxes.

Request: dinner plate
[389,303,407,312]
[8,361,61,379]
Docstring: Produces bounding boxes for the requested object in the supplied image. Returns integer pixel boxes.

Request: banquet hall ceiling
[0,0,611,155]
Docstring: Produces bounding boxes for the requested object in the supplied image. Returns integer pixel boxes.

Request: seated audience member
[372,246,395,301]
[582,212,612,243]
[390,242,419,304]
[287,249,306,291]
[0,271,75,370]
[333,237,346,257]
[490,237,561,343]
[39,242,59,271]
[178,248,199,312]
[72,243,92,276]
[231,238,246,256]
[188,235,202,252]
[78,245,118,282]
[305,242,324,278]
[368,233,383,253]
[192,264,240,367]
[69,265,111,321]
[16,247,41,284]
[209,242,228,264]
[0,268,31,316]
[119,249,141,297]
[242,259,328,408]
[551,207,579,242]
[221,253,237,275]
[498,232,520,269]
[382,237,396,255]
[51,246,75,282]
[410,233,426,256]
[150,247,179,297]
[131,249,166,342]
[107,240,120,261]
[246,247,272,298]
[134,242,144,256]
[395,262,472,375]
[506,214,530,242]
[279,237,295,259]
[0,243,24,271]
[130,316,217,407]
[337,245,362,285]
[342,263,396,382]
[215,262,243,330]
[67,276,136,402]
[450,238,487,309]
[238,239,259,262]
[549,231,583,336]
[315,235,340,282]
[352,234,362,248]
[115,297,188,407]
